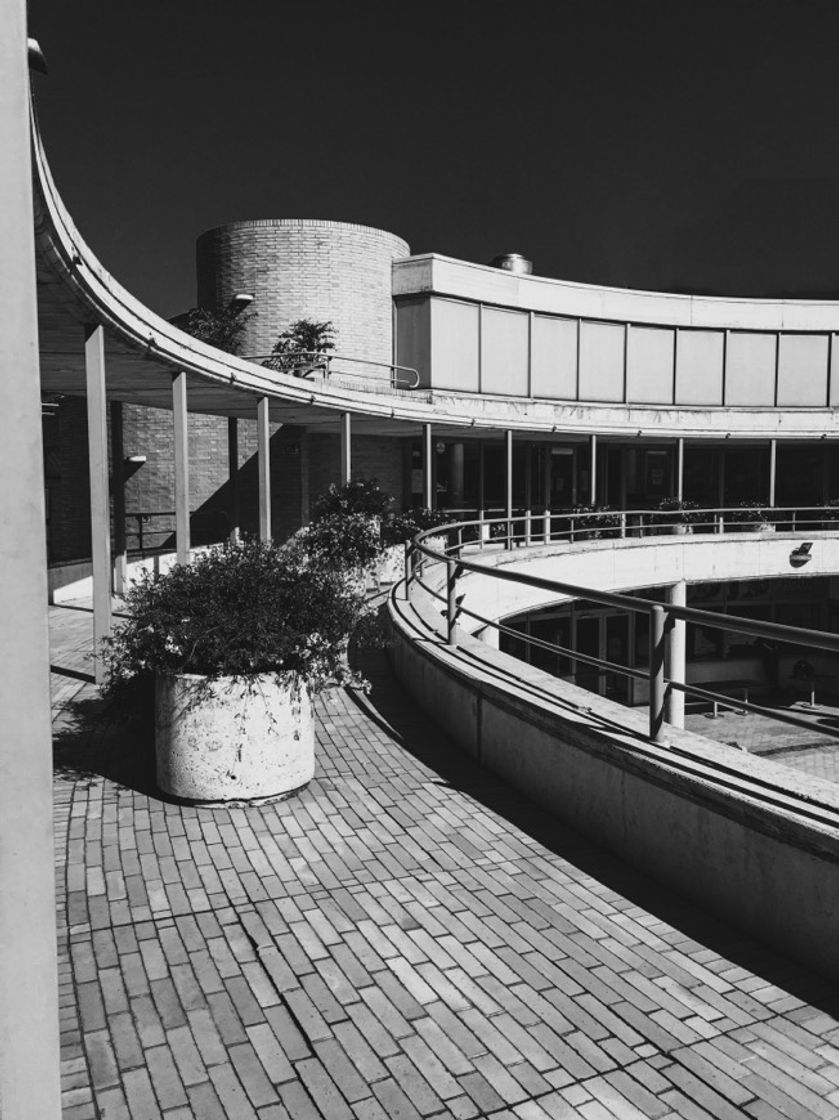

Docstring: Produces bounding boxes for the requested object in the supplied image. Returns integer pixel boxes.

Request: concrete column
[769,438,777,508]
[524,443,532,543]
[227,417,240,542]
[0,6,63,1113]
[422,423,433,508]
[665,579,686,729]
[676,438,684,502]
[448,441,464,509]
[478,440,486,517]
[258,396,272,540]
[172,371,190,564]
[340,411,351,485]
[111,400,127,595]
[590,433,598,505]
[505,429,513,522]
[85,325,112,680]
[543,444,552,541]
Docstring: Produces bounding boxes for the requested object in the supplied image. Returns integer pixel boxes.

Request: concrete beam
[85,324,112,678]
[340,412,351,485]
[172,371,190,563]
[111,400,127,595]
[0,6,62,1113]
[258,397,271,540]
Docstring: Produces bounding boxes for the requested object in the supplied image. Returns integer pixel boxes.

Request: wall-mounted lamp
[790,542,813,568]
[28,38,48,74]
[229,293,254,312]
[124,454,147,481]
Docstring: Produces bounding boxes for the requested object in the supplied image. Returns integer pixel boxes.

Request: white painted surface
[156,672,314,802]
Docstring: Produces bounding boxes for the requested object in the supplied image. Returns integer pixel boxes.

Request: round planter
[155,671,314,802]
[669,523,692,535]
[377,544,406,585]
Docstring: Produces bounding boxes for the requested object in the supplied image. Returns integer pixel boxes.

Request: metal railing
[404,507,839,747]
[243,350,421,391]
[125,509,230,554]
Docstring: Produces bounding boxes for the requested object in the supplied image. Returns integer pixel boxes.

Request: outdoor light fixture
[790,542,813,568]
[28,38,47,74]
[229,293,254,311]
[126,454,147,465]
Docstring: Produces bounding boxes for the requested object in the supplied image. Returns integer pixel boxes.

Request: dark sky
[27,0,839,317]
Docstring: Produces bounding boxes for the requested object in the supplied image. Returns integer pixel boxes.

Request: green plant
[312,478,392,521]
[381,507,451,545]
[653,498,703,525]
[102,538,366,704]
[264,318,336,375]
[571,505,621,534]
[181,306,255,355]
[729,500,771,524]
[300,512,382,572]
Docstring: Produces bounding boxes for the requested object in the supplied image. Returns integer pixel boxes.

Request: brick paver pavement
[51,604,839,1119]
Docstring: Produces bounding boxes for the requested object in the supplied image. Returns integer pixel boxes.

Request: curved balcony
[388,510,839,982]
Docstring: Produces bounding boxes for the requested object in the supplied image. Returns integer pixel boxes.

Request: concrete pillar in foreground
[543,444,552,541]
[258,397,272,540]
[665,579,687,729]
[340,412,352,485]
[0,8,62,1114]
[228,417,240,542]
[172,371,190,564]
[85,324,112,680]
[422,422,433,508]
[524,443,532,543]
[769,438,777,508]
[111,400,127,595]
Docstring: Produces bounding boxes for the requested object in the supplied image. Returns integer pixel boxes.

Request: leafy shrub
[300,512,382,571]
[729,500,771,524]
[571,505,621,534]
[652,498,703,525]
[312,479,392,521]
[103,539,365,701]
[263,319,335,375]
[381,507,451,545]
[181,306,255,355]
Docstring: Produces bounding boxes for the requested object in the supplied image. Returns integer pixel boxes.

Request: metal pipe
[649,605,666,743]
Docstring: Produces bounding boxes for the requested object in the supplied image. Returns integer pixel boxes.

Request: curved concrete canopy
[31,103,839,439]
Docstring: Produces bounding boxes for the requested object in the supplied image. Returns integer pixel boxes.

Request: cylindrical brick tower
[196,218,410,373]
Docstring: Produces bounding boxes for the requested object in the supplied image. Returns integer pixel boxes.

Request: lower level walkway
[51,604,839,1119]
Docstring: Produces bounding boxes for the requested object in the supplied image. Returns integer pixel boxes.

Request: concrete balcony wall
[394,254,839,409]
[389,535,839,981]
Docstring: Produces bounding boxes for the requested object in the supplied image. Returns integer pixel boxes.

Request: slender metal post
[505,429,513,548]
[111,400,127,595]
[172,371,190,564]
[340,411,352,485]
[590,433,598,504]
[446,558,457,644]
[258,397,272,541]
[228,417,240,542]
[543,444,551,542]
[665,581,686,729]
[423,422,433,508]
[0,8,63,1107]
[769,438,777,508]
[649,604,666,743]
[85,325,112,679]
[525,443,532,544]
[676,437,684,502]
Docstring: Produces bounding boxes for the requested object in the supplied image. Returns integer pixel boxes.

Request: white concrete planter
[155,671,314,802]
[377,544,407,584]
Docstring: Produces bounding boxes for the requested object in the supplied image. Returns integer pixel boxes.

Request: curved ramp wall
[389,537,839,981]
[197,219,410,369]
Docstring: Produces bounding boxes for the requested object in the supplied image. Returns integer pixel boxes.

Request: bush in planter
[311,478,393,521]
[381,507,452,546]
[299,512,383,575]
[103,538,367,802]
[729,500,773,529]
[652,498,703,533]
[571,505,621,538]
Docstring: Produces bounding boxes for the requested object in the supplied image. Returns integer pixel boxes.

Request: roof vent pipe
[489,253,532,275]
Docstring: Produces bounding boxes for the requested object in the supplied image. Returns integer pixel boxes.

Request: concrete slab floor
[50,603,839,1119]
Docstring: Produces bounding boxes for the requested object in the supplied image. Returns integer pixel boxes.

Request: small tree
[265,319,336,375]
[181,306,255,355]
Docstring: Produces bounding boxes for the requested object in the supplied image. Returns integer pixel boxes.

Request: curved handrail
[245,351,421,391]
[404,507,839,746]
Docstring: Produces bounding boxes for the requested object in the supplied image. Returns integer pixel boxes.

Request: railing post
[649,604,666,743]
[446,558,457,645]
[619,512,626,539]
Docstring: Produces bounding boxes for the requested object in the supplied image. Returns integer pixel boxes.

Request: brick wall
[196,219,410,372]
